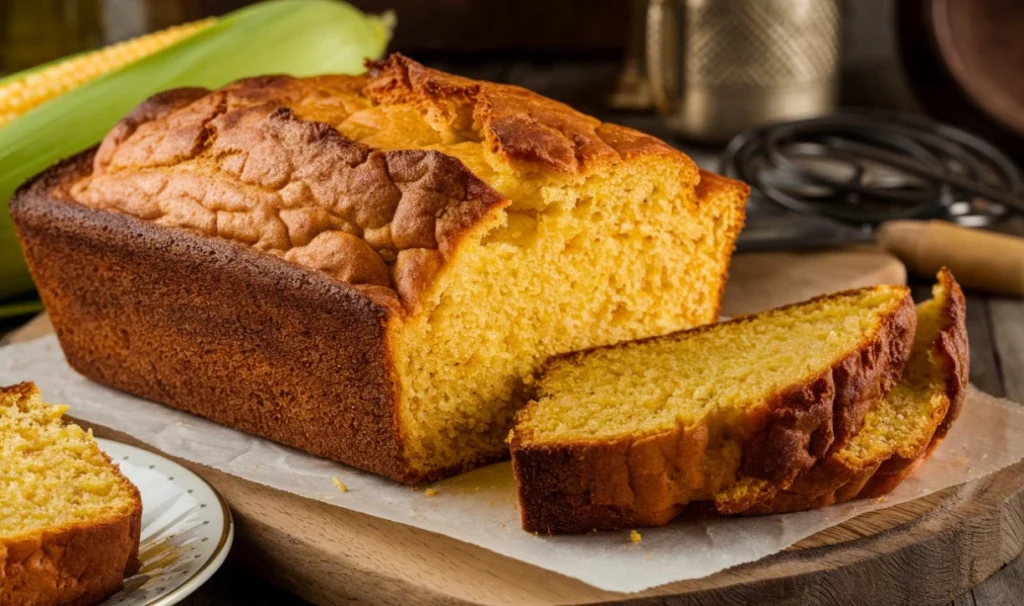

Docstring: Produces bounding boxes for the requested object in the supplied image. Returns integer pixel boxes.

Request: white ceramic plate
[96,438,234,606]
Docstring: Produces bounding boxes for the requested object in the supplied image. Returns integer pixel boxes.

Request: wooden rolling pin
[877,220,1024,296]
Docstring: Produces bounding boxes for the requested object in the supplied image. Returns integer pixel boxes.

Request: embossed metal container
[647,0,841,142]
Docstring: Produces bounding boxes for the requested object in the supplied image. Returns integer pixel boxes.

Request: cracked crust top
[67,54,697,314]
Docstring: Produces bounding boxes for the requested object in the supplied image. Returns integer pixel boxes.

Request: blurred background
[2,0,1021,152]
[2,0,1023,320]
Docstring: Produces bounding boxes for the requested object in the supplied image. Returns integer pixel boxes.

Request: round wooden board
[74,425,1024,606]
[11,251,1020,606]
[721,248,907,317]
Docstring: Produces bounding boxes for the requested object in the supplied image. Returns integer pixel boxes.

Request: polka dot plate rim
[96,438,234,606]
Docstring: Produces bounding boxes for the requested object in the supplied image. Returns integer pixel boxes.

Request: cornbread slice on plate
[0,383,142,606]
[735,269,968,514]
[510,285,916,534]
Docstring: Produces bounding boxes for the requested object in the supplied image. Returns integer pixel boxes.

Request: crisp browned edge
[0,382,141,606]
[510,285,916,534]
[743,269,970,513]
[366,53,701,181]
[858,268,969,498]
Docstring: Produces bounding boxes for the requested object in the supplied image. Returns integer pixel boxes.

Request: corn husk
[0,0,391,301]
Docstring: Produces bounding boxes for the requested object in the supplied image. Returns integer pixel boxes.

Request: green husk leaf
[0,296,43,320]
[0,0,391,300]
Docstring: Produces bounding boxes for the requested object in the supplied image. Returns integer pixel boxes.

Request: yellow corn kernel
[0,17,216,128]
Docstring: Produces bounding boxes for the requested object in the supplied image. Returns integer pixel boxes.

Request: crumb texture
[0,382,142,606]
[395,167,746,475]
[525,286,910,441]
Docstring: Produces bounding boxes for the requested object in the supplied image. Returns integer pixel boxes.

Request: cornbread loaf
[11,54,748,483]
[0,383,142,606]
[734,269,968,514]
[510,285,916,534]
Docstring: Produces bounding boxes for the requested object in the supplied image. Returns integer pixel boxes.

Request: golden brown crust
[365,54,696,177]
[0,515,141,606]
[923,269,969,441]
[511,288,916,534]
[73,73,509,315]
[68,53,696,316]
[740,290,916,486]
[0,384,142,606]
[738,467,880,514]
[742,269,969,514]
[13,152,423,483]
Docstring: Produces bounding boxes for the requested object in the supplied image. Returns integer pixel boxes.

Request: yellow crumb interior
[331,102,746,474]
[523,286,908,442]
[834,281,950,466]
[397,165,742,472]
[0,388,136,539]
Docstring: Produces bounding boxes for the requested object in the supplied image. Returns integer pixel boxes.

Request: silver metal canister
[646,0,841,142]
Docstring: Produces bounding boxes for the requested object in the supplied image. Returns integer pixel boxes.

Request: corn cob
[0,19,217,128]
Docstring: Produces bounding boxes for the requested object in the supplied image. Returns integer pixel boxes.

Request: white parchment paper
[3,335,1023,593]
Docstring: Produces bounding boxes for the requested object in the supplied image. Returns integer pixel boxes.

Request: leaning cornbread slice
[733,269,968,514]
[510,285,916,534]
[0,383,142,606]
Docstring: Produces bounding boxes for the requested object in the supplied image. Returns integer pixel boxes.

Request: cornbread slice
[13,54,747,483]
[0,383,141,606]
[511,285,916,534]
[735,269,968,514]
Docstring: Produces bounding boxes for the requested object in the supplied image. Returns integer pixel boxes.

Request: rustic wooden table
[1,58,1022,606]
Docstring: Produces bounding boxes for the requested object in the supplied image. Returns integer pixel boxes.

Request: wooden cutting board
[722,247,906,316]
[11,248,1024,606]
